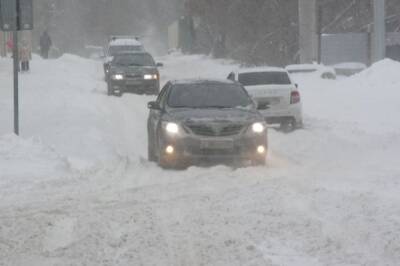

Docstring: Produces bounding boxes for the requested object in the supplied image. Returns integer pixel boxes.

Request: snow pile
[295,59,400,135]
[0,55,135,172]
[0,134,67,181]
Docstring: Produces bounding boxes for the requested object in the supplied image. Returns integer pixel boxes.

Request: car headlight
[112,74,124,80]
[252,122,265,133]
[164,122,179,134]
[144,74,158,80]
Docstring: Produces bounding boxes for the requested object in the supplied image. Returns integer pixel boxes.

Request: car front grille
[186,124,244,137]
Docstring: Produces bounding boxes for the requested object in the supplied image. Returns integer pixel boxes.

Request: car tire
[148,136,157,162]
[107,82,113,96]
[280,119,296,133]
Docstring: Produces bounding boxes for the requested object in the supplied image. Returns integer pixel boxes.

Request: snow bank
[295,59,400,135]
[0,134,67,180]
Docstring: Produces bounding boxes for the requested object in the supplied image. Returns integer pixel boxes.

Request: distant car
[103,36,145,80]
[147,80,268,168]
[107,52,162,96]
[286,64,336,80]
[332,62,367,76]
[228,67,303,131]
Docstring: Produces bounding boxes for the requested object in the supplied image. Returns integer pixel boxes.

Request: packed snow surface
[0,54,400,265]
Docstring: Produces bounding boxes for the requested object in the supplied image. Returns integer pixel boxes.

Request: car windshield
[238,72,291,86]
[109,45,143,55]
[168,83,252,109]
[112,54,155,66]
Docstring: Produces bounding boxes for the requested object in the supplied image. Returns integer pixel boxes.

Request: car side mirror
[156,62,164,67]
[148,101,161,110]
[227,72,235,81]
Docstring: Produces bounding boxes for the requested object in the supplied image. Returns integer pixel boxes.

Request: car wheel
[107,82,113,96]
[147,135,157,162]
[280,119,296,133]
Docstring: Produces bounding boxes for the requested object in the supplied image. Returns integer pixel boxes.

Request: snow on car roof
[236,66,287,74]
[109,38,142,46]
[286,64,319,71]
[332,62,367,69]
[171,79,236,85]
[235,66,287,74]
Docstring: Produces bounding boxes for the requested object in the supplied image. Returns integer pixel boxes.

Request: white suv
[228,67,303,131]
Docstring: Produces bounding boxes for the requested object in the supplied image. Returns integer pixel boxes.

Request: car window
[112,54,155,66]
[238,72,291,86]
[167,83,252,109]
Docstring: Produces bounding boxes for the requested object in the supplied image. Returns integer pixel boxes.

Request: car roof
[235,66,288,74]
[170,79,238,86]
[109,38,143,46]
[113,51,150,56]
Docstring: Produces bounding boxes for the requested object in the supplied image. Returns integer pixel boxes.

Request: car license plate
[126,80,141,85]
[200,139,234,150]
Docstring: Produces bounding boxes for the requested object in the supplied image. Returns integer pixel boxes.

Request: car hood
[167,108,261,125]
[110,65,158,75]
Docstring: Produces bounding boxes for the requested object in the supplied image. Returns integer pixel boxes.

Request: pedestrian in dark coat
[40,31,52,59]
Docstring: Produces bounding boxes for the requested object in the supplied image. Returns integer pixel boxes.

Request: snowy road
[0,54,400,266]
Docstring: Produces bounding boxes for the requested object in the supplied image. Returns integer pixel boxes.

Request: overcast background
[33,0,400,65]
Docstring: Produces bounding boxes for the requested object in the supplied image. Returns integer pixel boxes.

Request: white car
[286,64,336,80]
[228,67,303,131]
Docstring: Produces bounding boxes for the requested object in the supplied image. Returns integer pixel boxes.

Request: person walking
[19,39,31,72]
[39,31,52,59]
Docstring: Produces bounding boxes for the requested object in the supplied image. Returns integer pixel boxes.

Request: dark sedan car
[147,80,268,168]
[107,52,162,96]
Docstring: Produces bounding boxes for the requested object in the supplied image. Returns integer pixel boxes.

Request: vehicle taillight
[290,91,301,104]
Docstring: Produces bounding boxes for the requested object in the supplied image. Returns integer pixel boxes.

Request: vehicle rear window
[238,72,291,86]
[168,83,252,109]
[109,45,143,55]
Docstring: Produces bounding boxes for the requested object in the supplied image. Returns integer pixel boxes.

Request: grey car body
[147,80,268,168]
[107,52,161,96]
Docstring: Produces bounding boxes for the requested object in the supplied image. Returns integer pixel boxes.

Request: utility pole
[372,0,386,62]
[1,0,33,135]
[317,2,323,64]
[299,0,318,63]
[13,0,20,135]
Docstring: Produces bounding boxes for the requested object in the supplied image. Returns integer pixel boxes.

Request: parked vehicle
[147,80,268,168]
[103,36,145,80]
[228,67,303,131]
[332,62,367,76]
[107,52,162,96]
[286,64,336,80]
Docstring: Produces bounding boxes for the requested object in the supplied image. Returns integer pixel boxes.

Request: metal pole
[373,0,386,62]
[13,0,20,135]
[317,3,322,64]
[299,0,318,63]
